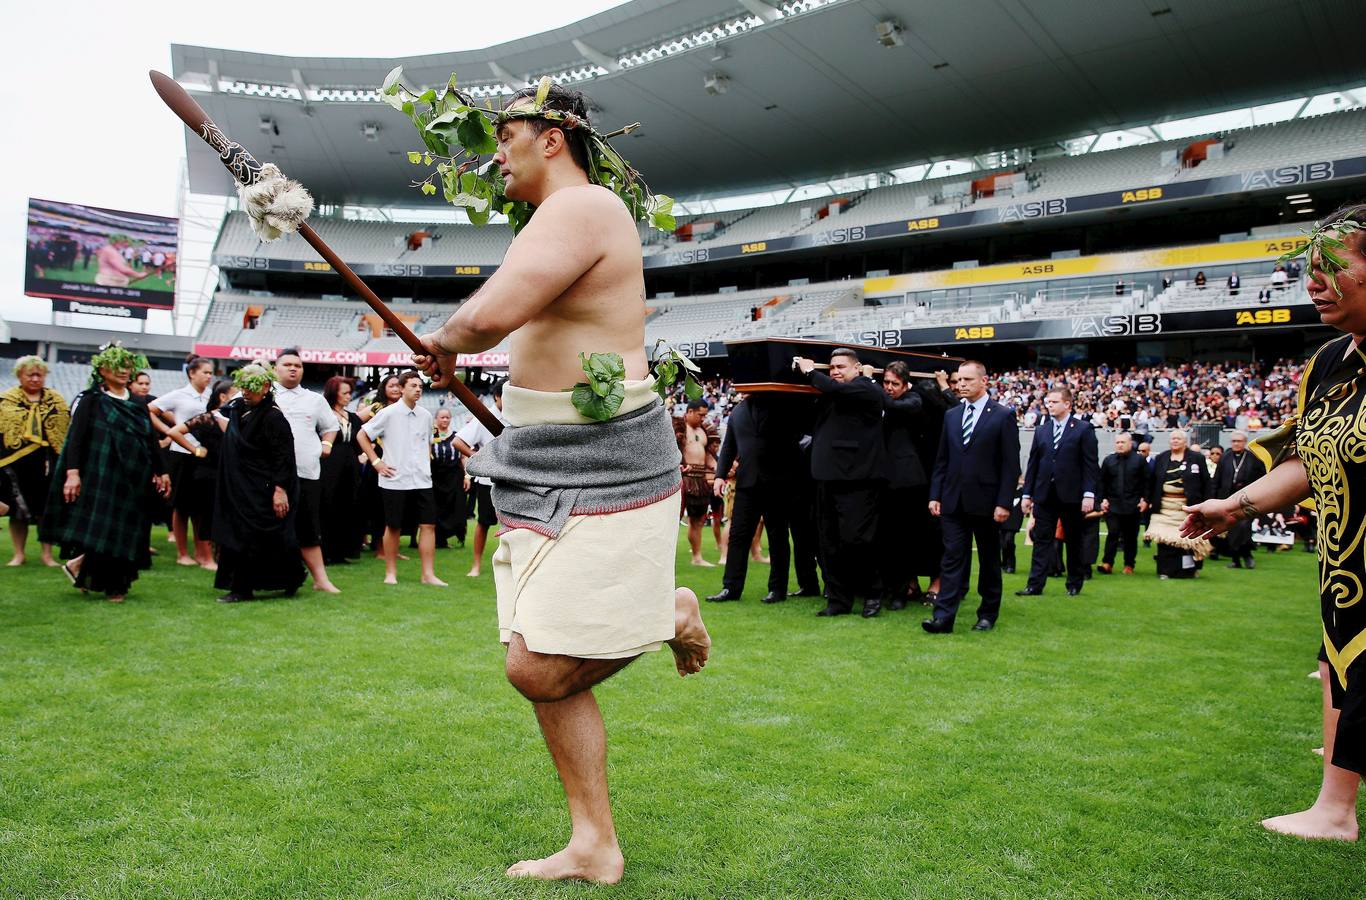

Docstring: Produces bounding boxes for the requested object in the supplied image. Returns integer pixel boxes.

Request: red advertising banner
[192,343,509,368]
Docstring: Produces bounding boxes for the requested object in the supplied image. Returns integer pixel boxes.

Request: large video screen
[25,198,179,311]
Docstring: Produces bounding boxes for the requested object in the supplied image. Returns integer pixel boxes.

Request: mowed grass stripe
[0,529,1358,898]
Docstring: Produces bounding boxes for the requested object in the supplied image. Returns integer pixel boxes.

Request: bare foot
[1313,747,1325,757]
[421,576,449,587]
[690,557,715,568]
[506,841,624,885]
[751,554,770,564]
[314,582,342,594]
[176,556,199,567]
[6,556,24,567]
[1308,670,1323,680]
[667,587,711,677]
[200,562,218,572]
[383,575,398,585]
[1262,807,1359,841]
[41,557,59,568]
[717,556,728,566]
[107,595,125,604]
[466,568,481,577]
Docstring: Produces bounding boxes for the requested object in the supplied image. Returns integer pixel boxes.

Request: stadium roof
[173,0,1366,206]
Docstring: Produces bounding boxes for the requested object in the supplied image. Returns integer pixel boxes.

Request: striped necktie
[961,402,977,446]
[1053,418,1065,451]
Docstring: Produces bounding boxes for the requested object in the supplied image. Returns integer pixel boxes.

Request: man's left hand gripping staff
[413,333,456,389]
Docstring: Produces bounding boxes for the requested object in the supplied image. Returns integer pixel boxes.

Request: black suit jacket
[1100,451,1148,513]
[1022,415,1100,505]
[1147,450,1211,507]
[930,398,1021,516]
[882,391,927,489]
[1212,450,1267,500]
[807,372,886,482]
[715,396,806,489]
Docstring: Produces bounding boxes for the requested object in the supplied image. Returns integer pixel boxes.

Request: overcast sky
[0,0,628,328]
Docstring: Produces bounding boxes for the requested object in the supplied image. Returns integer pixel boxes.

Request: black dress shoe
[789,587,822,598]
[972,619,994,631]
[886,596,907,611]
[1001,566,1015,574]
[921,617,954,634]
[761,591,785,604]
[216,592,252,603]
[706,589,740,603]
[1226,561,1243,569]
[1015,587,1043,596]
[1066,587,1081,596]
[816,605,850,617]
[861,600,881,618]
[1244,557,1256,570]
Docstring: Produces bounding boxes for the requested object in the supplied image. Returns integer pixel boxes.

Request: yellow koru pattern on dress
[0,387,70,468]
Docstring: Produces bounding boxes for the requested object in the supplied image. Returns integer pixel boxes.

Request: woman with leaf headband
[40,345,169,602]
[0,355,68,567]
[1183,202,1366,840]
[390,75,709,884]
[211,364,305,603]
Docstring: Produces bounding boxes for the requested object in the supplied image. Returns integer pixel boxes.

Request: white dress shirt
[456,412,505,486]
[362,401,434,491]
[152,384,209,454]
[273,385,334,481]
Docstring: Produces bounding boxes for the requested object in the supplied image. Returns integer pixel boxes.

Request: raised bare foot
[506,841,624,885]
[421,576,449,587]
[690,557,715,568]
[1262,807,1359,841]
[314,582,342,594]
[176,556,199,567]
[667,587,711,677]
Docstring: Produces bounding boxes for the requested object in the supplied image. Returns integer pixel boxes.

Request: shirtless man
[95,236,147,288]
[676,399,722,566]
[414,84,710,885]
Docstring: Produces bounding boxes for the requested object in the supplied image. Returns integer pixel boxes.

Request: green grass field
[34,263,175,293]
[0,527,1359,898]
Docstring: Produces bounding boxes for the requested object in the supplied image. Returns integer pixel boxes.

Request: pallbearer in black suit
[876,361,928,611]
[1097,432,1148,575]
[1017,387,1100,597]
[707,393,807,604]
[794,348,887,618]
[1212,431,1267,569]
[925,361,1021,633]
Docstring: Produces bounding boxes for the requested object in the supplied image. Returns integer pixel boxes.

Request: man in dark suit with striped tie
[1016,387,1100,597]
[925,361,1021,633]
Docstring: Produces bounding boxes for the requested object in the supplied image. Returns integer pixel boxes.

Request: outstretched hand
[412,331,457,389]
[1180,498,1239,539]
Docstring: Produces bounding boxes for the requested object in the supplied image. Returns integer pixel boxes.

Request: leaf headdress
[382,70,674,235]
[1278,213,1364,300]
[89,342,149,387]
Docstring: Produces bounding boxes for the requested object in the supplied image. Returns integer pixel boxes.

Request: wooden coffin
[725,337,963,394]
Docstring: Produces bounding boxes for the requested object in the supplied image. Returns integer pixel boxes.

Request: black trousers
[877,485,928,600]
[722,482,792,597]
[934,510,1003,624]
[1103,512,1139,567]
[789,483,822,594]
[815,480,880,612]
[1026,499,1086,592]
[1225,519,1255,562]
[1000,529,1018,570]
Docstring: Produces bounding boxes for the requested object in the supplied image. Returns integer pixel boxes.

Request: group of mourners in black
[0,348,487,603]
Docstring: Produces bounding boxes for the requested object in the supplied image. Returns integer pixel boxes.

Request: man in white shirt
[148,357,214,567]
[454,380,507,578]
[357,371,446,587]
[273,348,341,594]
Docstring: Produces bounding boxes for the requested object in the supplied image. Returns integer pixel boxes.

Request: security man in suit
[707,393,809,604]
[1097,432,1149,574]
[1017,387,1100,597]
[795,348,887,618]
[926,360,1021,633]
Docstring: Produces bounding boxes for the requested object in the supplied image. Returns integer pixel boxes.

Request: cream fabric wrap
[493,380,677,659]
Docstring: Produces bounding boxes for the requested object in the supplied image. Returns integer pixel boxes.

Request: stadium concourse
[6,0,1366,895]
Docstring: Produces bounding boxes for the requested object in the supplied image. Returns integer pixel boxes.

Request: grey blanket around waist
[465,399,682,538]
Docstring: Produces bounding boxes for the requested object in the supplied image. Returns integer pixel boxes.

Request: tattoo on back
[1237,490,1259,520]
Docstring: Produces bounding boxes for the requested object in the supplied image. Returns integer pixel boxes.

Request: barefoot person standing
[1183,203,1366,841]
[412,82,710,884]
